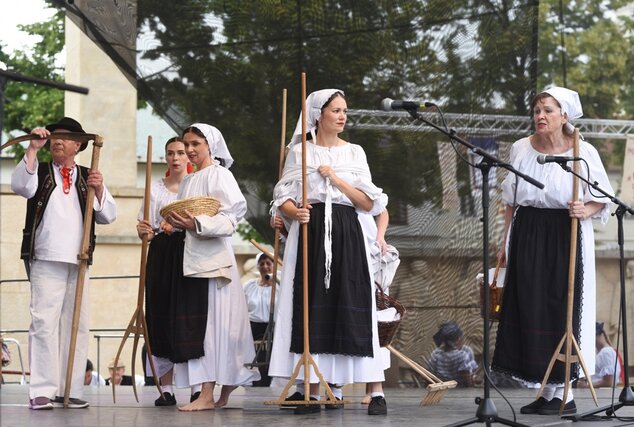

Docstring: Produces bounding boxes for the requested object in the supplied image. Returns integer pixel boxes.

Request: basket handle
[490,256,504,289]
[375,280,386,296]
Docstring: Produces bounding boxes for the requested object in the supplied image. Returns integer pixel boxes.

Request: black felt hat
[45,117,88,151]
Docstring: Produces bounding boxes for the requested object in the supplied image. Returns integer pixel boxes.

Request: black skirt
[491,206,583,383]
[145,231,208,363]
[290,203,374,357]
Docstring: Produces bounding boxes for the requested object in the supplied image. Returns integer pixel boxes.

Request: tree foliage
[537,0,634,119]
[134,1,633,238]
[1,5,65,162]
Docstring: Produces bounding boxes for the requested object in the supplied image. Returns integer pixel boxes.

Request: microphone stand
[554,163,634,421]
[401,107,542,427]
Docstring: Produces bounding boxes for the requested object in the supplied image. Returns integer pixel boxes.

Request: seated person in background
[428,321,478,387]
[243,252,279,387]
[105,358,145,387]
[577,322,624,388]
[84,359,105,386]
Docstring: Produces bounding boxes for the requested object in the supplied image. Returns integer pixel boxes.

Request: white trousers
[28,260,90,400]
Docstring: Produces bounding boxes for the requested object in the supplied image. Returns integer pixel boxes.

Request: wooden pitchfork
[1,131,101,408]
[264,73,343,408]
[537,128,598,413]
[111,136,162,403]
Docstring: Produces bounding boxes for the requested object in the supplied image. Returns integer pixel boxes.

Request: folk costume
[172,123,259,388]
[269,89,388,385]
[11,119,116,403]
[492,88,613,387]
[243,253,280,386]
[140,178,208,383]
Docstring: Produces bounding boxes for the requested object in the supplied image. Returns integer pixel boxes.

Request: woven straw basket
[376,284,406,347]
[159,196,220,219]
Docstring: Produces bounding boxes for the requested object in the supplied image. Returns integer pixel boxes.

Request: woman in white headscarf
[166,123,259,411]
[269,89,389,415]
[491,87,613,416]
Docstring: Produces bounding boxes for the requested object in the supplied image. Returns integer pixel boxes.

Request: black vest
[20,162,96,267]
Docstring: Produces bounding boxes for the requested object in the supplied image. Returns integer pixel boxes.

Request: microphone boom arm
[404,109,544,189]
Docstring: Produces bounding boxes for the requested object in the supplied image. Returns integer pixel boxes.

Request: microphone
[264,273,280,283]
[381,98,435,111]
[536,155,582,165]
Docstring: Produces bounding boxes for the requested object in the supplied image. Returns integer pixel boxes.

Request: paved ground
[2,384,634,426]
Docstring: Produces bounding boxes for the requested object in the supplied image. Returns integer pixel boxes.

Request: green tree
[1,5,65,162]
[536,0,634,119]
[139,0,440,238]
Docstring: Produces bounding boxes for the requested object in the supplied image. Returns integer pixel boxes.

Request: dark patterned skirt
[145,231,208,363]
[491,206,583,384]
[290,203,374,357]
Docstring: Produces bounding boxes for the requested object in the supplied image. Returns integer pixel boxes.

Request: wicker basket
[376,284,406,347]
[478,259,505,321]
[159,196,220,219]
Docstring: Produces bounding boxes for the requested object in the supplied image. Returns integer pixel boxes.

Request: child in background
[577,322,624,388]
[428,321,478,387]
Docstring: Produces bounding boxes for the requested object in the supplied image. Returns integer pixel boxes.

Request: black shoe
[281,391,304,409]
[537,398,576,415]
[154,392,176,407]
[51,396,90,409]
[190,391,201,403]
[520,397,548,414]
[325,396,343,410]
[368,396,387,415]
[293,397,320,414]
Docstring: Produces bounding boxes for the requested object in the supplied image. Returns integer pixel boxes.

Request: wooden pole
[111,136,163,403]
[264,76,340,407]
[63,135,103,407]
[0,132,98,152]
[246,89,287,369]
[537,128,598,413]
[268,87,287,336]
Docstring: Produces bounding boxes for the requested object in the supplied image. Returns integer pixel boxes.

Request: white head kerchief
[289,89,345,147]
[543,86,583,133]
[190,123,234,169]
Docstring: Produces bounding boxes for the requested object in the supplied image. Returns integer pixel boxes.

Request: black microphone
[264,273,280,283]
[536,155,582,165]
[381,98,435,111]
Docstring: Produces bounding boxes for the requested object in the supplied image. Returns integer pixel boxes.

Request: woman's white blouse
[272,142,387,216]
[501,137,613,224]
[137,179,178,230]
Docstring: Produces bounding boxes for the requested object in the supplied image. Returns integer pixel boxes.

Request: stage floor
[2,384,634,426]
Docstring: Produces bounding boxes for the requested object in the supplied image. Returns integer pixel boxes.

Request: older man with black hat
[11,117,117,410]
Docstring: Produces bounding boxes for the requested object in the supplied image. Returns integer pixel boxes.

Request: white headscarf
[289,88,345,146]
[542,86,583,133]
[190,123,234,169]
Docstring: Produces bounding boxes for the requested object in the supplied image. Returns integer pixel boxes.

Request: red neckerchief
[55,163,75,194]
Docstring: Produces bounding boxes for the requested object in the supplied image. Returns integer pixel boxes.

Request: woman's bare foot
[361,393,371,405]
[215,385,238,408]
[178,382,215,411]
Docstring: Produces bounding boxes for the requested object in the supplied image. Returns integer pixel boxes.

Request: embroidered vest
[20,162,96,266]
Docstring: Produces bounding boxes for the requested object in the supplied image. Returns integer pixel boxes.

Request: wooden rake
[111,136,162,403]
[537,128,598,414]
[264,73,344,408]
[244,88,286,370]
[386,344,457,405]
